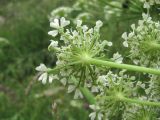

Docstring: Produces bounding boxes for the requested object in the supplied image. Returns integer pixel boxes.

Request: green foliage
[0,0,88,120]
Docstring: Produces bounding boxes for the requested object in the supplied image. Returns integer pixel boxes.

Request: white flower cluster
[36,17,115,99]
[89,71,137,119]
[123,106,157,120]
[89,70,160,119]
[122,13,160,68]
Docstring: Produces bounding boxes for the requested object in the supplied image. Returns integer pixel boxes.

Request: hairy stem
[122,97,160,107]
[88,58,160,75]
[105,96,160,107]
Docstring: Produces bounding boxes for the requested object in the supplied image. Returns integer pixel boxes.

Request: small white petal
[91,86,99,93]
[50,19,60,29]
[60,17,70,27]
[94,20,103,31]
[60,78,67,86]
[48,76,53,83]
[96,20,103,28]
[48,75,54,83]
[48,30,58,37]
[128,32,134,38]
[144,2,150,9]
[38,73,48,84]
[82,25,88,32]
[98,113,103,120]
[122,32,128,40]
[89,105,100,110]
[106,41,112,46]
[142,13,149,20]
[74,89,83,99]
[72,30,78,37]
[131,24,135,30]
[89,112,96,120]
[133,59,139,65]
[36,64,47,72]
[112,52,123,63]
[123,41,128,47]
[88,28,93,33]
[49,40,58,47]
[49,75,58,83]
[145,89,150,95]
[67,85,76,93]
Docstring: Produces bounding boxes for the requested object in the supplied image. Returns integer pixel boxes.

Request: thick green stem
[105,96,160,107]
[80,87,96,104]
[122,97,160,107]
[143,41,160,51]
[48,57,160,75]
[88,58,160,75]
[150,42,160,50]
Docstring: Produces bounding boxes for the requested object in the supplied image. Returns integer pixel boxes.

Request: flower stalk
[105,96,160,107]
[88,58,160,75]
[47,57,160,75]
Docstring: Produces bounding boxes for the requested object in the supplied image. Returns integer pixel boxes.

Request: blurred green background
[0,0,89,120]
[1,0,158,119]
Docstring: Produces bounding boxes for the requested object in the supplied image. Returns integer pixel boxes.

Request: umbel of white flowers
[122,13,160,68]
[36,17,119,99]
